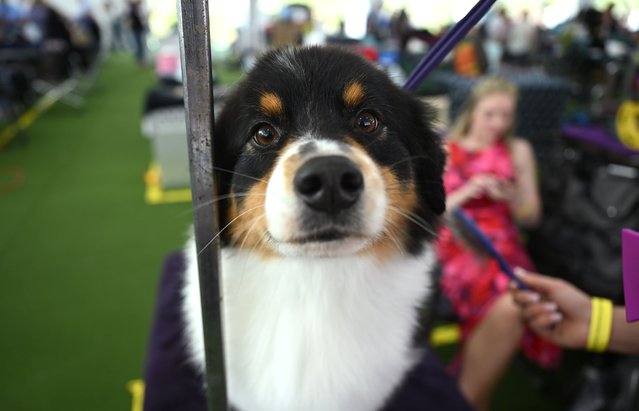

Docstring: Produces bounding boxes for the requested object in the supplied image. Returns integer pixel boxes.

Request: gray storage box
[141,107,190,189]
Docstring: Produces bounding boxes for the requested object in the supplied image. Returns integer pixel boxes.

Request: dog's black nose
[294,156,364,212]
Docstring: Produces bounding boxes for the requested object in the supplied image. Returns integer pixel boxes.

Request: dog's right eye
[252,124,279,147]
[355,111,379,133]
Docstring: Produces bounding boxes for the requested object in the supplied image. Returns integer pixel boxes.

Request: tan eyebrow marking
[343,81,365,107]
[259,92,284,116]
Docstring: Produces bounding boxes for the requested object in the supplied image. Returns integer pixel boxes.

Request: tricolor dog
[181,46,446,411]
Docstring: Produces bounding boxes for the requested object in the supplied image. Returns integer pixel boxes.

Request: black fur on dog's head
[213,46,445,258]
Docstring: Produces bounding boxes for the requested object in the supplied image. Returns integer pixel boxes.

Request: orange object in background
[453,40,485,77]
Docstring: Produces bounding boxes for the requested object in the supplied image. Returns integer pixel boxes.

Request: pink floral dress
[437,140,561,369]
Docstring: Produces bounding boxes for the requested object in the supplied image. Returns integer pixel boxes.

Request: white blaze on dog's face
[213,46,446,260]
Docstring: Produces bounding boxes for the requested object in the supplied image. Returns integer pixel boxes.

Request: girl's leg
[458,293,524,411]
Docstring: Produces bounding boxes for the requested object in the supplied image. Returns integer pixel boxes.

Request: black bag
[528,141,639,304]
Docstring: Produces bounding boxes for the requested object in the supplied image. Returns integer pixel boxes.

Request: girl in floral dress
[437,78,561,411]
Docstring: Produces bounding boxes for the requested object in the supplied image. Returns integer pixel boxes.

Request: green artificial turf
[0,54,193,411]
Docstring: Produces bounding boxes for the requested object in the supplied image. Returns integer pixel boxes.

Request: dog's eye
[355,111,379,133]
[253,124,279,146]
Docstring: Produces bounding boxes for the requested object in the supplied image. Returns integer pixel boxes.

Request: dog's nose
[294,156,364,212]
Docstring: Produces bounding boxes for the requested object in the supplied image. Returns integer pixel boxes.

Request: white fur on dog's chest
[182,241,434,411]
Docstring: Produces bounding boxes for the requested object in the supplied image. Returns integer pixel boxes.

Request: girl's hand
[447,174,508,209]
[463,174,490,200]
[483,177,515,202]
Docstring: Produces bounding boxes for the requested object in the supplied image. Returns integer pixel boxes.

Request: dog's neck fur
[182,238,434,411]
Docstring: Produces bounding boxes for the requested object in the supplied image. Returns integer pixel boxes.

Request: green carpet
[0,54,193,411]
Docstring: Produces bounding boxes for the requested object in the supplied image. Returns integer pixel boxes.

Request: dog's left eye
[355,111,379,133]
[252,124,279,146]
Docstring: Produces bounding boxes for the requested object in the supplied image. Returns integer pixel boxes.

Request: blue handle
[453,208,530,290]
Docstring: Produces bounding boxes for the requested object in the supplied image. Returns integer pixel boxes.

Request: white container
[141,107,190,189]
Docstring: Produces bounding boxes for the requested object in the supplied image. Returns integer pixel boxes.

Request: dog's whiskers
[213,166,268,184]
[384,182,446,200]
[384,179,445,188]
[237,212,267,250]
[386,154,436,170]
[381,219,405,255]
[180,192,266,217]
[387,205,438,237]
[253,230,272,255]
[197,204,263,256]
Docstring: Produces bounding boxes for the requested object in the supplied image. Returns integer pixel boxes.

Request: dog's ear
[406,98,446,216]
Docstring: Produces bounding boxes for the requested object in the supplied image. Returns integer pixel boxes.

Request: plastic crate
[141,107,190,189]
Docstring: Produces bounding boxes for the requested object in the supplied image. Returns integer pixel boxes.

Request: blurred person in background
[24,0,73,81]
[23,0,47,44]
[128,0,146,65]
[504,11,537,67]
[105,0,126,52]
[436,77,561,411]
[0,0,25,46]
[601,3,620,38]
[484,7,510,71]
[391,8,438,53]
[25,0,71,47]
[76,9,102,70]
[366,0,391,44]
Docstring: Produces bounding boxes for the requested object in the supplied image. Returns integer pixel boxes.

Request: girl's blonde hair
[450,76,519,140]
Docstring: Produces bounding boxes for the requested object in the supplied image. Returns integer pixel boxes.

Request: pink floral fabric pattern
[437,140,561,369]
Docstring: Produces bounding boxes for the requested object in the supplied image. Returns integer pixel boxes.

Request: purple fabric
[143,252,207,411]
[562,125,639,157]
[143,252,474,411]
[381,349,474,411]
[622,229,639,322]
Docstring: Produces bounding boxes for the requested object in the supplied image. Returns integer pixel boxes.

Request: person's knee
[492,293,523,326]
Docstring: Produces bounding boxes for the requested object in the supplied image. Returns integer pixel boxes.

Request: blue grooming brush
[450,207,529,290]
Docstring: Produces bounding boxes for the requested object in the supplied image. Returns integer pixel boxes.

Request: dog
[180,46,446,411]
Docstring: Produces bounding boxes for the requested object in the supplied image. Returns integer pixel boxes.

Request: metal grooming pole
[178,1,228,410]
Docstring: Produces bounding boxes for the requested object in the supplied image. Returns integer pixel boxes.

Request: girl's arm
[509,138,541,227]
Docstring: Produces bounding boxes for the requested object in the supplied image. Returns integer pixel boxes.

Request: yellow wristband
[586,297,613,352]
[586,298,600,351]
[596,298,613,351]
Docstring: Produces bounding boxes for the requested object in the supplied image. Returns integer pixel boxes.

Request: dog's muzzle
[264,143,385,256]
[293,155,364,213]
